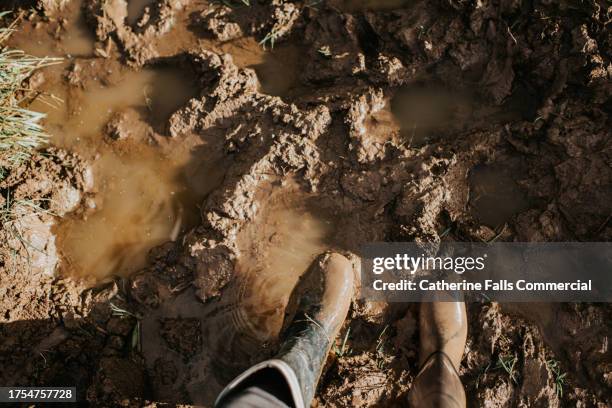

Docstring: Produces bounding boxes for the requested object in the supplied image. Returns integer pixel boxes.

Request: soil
[0,0,611,407]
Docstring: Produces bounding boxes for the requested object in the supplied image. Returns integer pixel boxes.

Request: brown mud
[0,0,611,407]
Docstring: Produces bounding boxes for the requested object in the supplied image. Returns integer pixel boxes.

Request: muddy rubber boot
[215,252,354,408]
[408,301,467,408]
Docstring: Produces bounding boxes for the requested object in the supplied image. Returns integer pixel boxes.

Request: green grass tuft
[495,353,519,384]
[546,359,568,398]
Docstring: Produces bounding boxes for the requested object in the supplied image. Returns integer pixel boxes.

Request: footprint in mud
[251,45,302,98]
[468,163,530,229]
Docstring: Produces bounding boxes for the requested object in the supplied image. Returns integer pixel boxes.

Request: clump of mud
[1,0,610,406]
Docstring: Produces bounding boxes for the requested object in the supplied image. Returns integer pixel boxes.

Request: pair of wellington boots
[215,253,467,408]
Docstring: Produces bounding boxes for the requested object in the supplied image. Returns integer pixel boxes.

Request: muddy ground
[0,0,611,406]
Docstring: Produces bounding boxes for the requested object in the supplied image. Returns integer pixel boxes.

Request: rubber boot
[215,252,354,408]
[408,301,467,408]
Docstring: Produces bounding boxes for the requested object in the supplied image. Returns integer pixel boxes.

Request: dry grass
[0,11,61,168]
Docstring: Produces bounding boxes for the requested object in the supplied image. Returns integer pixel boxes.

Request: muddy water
[140,193,339,396]
[469,164,529,228]
[42,66,209,279]
[9,4,94,58]
[11,2,303,281]
[200,193,338,369]
[390,85,474,147]
[19,27,216,280]
[232,198,337,342]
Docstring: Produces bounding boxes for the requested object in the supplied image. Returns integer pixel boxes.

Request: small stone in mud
[50,182,82,215]
[159,318,202,360]
[105,111,133,140]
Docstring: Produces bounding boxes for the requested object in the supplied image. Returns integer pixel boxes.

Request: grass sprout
[110,302,142,351]
[547,359,568,398]
[495,353,519,384]
[110,302,138,319]
[333,326,351,357]
[259,26,281,50]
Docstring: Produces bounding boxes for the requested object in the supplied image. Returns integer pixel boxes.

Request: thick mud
[0,0,611,407]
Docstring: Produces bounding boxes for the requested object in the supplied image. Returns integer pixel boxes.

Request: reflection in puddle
[469,164,529,228]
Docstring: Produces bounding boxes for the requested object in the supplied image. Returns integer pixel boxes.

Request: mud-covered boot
[408,301,468,408]
[215,252,354,408]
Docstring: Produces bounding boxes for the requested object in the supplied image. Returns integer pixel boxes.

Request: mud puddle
[468,163,529,229]
[387,83,522,147]
[8,2,94,58]
[21,35,216,281]
[202,191,338,364]
[231,195,337,343]
[390,84,475,147]
[47,65,208,280]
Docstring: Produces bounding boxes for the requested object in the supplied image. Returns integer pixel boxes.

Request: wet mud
[0,0,611,406]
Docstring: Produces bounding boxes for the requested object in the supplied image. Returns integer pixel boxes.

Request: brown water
[140,198,337,402]
[16,15,218,280]
[39,64,212,279]
[9,4,94,58]
[232,195,336,343]
[391,85,474,147]
[198,192,337,370]
[469,163,529,228]
[11,2,307,281]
